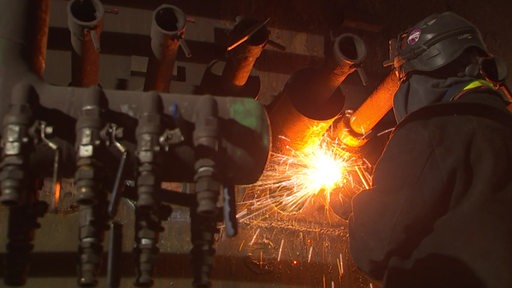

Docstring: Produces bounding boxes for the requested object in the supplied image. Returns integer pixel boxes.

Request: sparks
[297,144,346,193]
[277,238,284,262]
[239,125,371,220]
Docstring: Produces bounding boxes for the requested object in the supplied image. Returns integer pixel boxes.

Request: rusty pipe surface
[196,17,267,98]
[222,17,269,88]
[30,0,50,77]
[0,0,49,78]
[336,72,400,147]
[68,0,104,87]
[144,4,186,92]
[268,33,366,150]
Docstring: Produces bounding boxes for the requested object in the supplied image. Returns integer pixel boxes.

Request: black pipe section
[133,206,171,287]
[68,0,104,87]
[75,87,105,205]
[189,95,221,288]
[0,84,48,287]
[144,4,186,92]
[135,92,163,209]
[190,211,217,288]
[193,96,220,216]
[4,191,48,286]
[107,222,122,288]
[0,83,36,206]
[74,87,108,286]
[133,92,165,287]
[78,202,107,287]
[0,85,47,287]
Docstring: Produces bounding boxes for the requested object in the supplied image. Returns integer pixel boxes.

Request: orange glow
[238,125,371,220]
[336,72,400,147]
[350,72,399,135]
[303,148,345,192]
[52,180,61,209]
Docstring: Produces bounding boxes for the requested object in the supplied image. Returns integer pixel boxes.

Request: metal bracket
[103,123,128,218]
[39,121,61,211]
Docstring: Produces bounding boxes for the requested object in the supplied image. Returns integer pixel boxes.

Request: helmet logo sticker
[407,28,421,45]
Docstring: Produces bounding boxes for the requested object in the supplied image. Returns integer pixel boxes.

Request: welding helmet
[384,12,490,81]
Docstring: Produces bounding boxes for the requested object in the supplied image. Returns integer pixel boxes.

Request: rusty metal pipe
[144,4,186,92]
[269,33,366,150]
[335,72,400,147]
[68,0,104,87]
[197,17,268,98]
[0,0,49,78]
[222,18,269,88]
[30,0,50,77]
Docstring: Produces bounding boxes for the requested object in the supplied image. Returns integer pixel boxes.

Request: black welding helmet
[384,12,490,81]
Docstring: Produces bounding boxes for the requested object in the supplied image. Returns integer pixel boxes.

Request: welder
[348,11,512,288]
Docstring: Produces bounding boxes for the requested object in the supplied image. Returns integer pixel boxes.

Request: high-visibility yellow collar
[450,79,496,101]
[462,79,494,91]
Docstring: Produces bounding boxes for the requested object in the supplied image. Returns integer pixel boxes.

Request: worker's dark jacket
[349,88,512,288]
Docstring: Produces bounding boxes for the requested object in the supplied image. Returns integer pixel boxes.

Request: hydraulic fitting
[135,92,163,209]
[75,87,105,205]
[0,83,36,206]
[193,96,221,217]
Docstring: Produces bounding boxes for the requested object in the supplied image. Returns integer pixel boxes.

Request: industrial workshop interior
[0,0,510,287]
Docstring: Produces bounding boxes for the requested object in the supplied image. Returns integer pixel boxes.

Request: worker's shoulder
[396,96,512,131]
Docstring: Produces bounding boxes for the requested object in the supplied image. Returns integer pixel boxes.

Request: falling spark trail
[332,281,335,288]
[356,165,371,189]
[277,239,284,262]
[377,128,394,137]
[237,209,247,218]
[250,229,260,246]
[339,253,344,275]
[337,258,342,278]
[218,227,224,242]
[239,240,245,252]
[323,275,326,288]
[308,246,313,263]
[260,251,263,270]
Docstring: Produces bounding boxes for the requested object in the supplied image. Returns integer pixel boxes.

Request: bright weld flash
[293,143,346,195]
[239,128,370,219]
